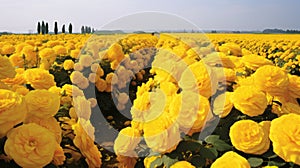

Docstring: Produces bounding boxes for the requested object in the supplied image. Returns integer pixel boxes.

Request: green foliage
[54,21,58,34]
[247,157,263,167]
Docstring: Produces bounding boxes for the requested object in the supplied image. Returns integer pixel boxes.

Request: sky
[0,0,299,33]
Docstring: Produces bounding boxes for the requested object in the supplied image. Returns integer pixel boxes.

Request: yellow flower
[79,54,94,67]
[179,61,217,98]
[39,48,55,61]
[24,116,62,143]
[21,45,37,64]
[116,155,138,168]
[24,68,56,89]
[169,91,211,134]
[9,53,24,68]
[114,127,141,156]
[70,71,85,84]
[11,85,29,96]
[0,56,16,79]
[241,54,273,70]
[25,89,60,118]
[48,86,62,95]
[62,84,84,97]
[231,86,268,117]
[253,65,289,97]
[53,45,67,56]
[230,120,270,155]
[70,49,80,59]
[72,118,102,168]
[269,113,300,165]
[211,151,250,168]
[52,144,66,166]
[143,113,181,153]
[213,92,233,118]
[288,74,300,98]
[73,96,92,120]
[4,123,57,168]
[144,155,161,168]
[63,59,75,70]
[0,89,26,138]
[1,44,15,55]
[170,161,195,168]
[95,78,107,92]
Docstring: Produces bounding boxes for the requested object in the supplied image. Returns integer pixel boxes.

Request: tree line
[37,21,95,34]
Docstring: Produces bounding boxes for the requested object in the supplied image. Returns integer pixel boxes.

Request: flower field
[0,33,300,168]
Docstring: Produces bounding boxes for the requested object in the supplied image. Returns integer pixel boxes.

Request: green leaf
[204,135,232,152]
[213,140,232,152]
[199,147,218,160]
[268,161,286,167]
[247,157,263,167]
[190,155,206,167]
[261,149,277,159]
[176,140,201,153]
[205,135,220,144]
[209,147,218,158]
[162,155,178,168]
[150,157,163,168]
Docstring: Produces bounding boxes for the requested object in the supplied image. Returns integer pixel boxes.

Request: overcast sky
[0,0,299,33]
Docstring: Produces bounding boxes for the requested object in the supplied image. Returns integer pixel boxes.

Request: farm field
[0,33,300,168]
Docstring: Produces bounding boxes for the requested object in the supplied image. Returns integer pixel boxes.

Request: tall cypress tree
[37,22,41,34]
[41,21,45,34]
[68,23,73,34]
[62,24,65,34]
[54,21,58,34]
[81,26,85,34]
[45,23,49,34]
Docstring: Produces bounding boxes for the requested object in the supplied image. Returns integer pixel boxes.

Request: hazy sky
[0,0,299,33]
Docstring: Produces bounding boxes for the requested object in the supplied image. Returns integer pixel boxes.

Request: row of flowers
[0,33,300,167]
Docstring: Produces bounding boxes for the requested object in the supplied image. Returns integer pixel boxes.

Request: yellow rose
[288,74,300,98]
[114,127,141,156]
[52,144,66,166]
[63,59,75,70]
[4,123,57,168]
[213,67,236,83]
[230,120,270,155]
[179,61,218,98]
[24,116,62,143]
[62,84,84,97]
[0,56,16,79]
[170,161,195,168]
[11,85,29,96]
[253,65,289,97]
[39,48,55,60]
[72,96,92,120]
[21,45,37,65]
[48,86,62,95]
[269,113,300,165]
[0,89,26,138]
[143,113,181,153]
[144,155,161,168]
[213,92,233,118]
[72,118,102,167]
[211,151,250,168]
[241,54,273,70]
[231,86,268,117]
[24,68,56,89]
[116,155,138,168]
[25,89,60,118]
[53,45,67,56]
[1,44,15,55]
[9,53,24,68]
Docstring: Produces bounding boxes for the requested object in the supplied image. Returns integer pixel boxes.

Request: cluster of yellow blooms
[0,33,300,167]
